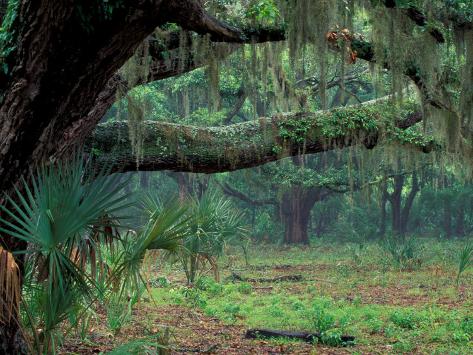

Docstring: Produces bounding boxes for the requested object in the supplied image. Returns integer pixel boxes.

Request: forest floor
[61,239,473,354]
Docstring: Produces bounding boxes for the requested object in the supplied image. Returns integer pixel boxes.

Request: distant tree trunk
[455,204,465,236]
[390,175,404,236]
[140,171,150,189]
[387,172,420,237]
[281,187,322,245]
[174,172,209,201]
[379,178,389,236]
[176,173,191,202]
[314,212,327,237]
[443,200,453,238]
[400,171,419,235]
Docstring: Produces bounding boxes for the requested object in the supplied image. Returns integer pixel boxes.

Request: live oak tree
[0,0,472,352]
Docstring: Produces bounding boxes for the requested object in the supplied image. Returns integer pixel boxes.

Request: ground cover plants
[59,238,472,354]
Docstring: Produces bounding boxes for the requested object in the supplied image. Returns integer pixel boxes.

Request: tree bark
[443,200,453,238]
[455,204,465,237]
[400,171,420,235]
[387,171,420,236]
[379,177,389,236]
[88,100,429,175]
[280,187,323,245]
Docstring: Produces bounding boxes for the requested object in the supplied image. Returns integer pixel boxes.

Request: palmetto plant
[0,158,188,354]
[112,198,189,297]
[179,192,247,285]
[380,236,424,271]
[456,243,473,288]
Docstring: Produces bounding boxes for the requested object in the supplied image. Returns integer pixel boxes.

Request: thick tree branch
[383,1,445,43]
[87,100,433,174]
[60,24,286,156]
[349,39,449,110]
[224,84,247,124]
[217,182,277,206]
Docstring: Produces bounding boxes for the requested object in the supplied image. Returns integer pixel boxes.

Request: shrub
[456,243,473,287]
[312,308,335,333]
[178,192,247,284]
[381,236,424,270]
[389,310,421,329]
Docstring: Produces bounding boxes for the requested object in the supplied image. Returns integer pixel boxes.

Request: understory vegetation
[59,239,472,354]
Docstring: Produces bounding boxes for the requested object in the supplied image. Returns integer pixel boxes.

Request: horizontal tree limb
[87,100,435,174]
[217,182,278,206]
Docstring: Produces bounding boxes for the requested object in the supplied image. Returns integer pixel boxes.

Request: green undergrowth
[146,238,473,353]
[150,281,472,352]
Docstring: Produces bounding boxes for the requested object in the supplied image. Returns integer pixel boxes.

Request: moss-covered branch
[88,100,435,174]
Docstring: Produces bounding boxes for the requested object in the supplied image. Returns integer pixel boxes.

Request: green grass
[146,238,473,353]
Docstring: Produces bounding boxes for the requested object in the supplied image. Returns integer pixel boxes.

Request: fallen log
[245,329,355,345]
[232,272,303,283]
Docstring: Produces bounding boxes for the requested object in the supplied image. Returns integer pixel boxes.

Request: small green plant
[312,305,335,333]
[106,298,133,335]
[348,243,365,266]
[107,333,171,355]
[222,303,241,321]
[320,329,343,347]
[456,243,473,287]
[196,276,223,295]
[389,310,421,330]
[180,287,208,308]
[237,282,253,295]
[178,192,247,285]
[150,276,171,288]
[392,339,415,353]
[310,302,346,346]
[460,317,473,338]
[381,236,424,270]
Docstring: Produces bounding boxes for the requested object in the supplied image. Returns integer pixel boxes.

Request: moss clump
[0,0,20,75]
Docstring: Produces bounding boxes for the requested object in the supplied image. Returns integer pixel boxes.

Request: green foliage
[389,309,423,329]
[178,192,247,284]
[445,0,473,21]
[456,242,473,287]
[0,158,131,352]
[75,0,125,31]
[144,239,472,353]
[311,302,336,333]
[0,0,20,73]
[246,0,280,25]
[106,295,134,334]
[106,336,169,355]
[390,126,435,149]
[0,158,191,353]
[380,236,424,270]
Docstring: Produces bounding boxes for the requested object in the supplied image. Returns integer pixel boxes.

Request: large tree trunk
[443,200,453,238]
[0,2,272,351]
[388,172,420,237]
[455,204,465,237]
[0,324,28,355]
[281,187,322,245]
